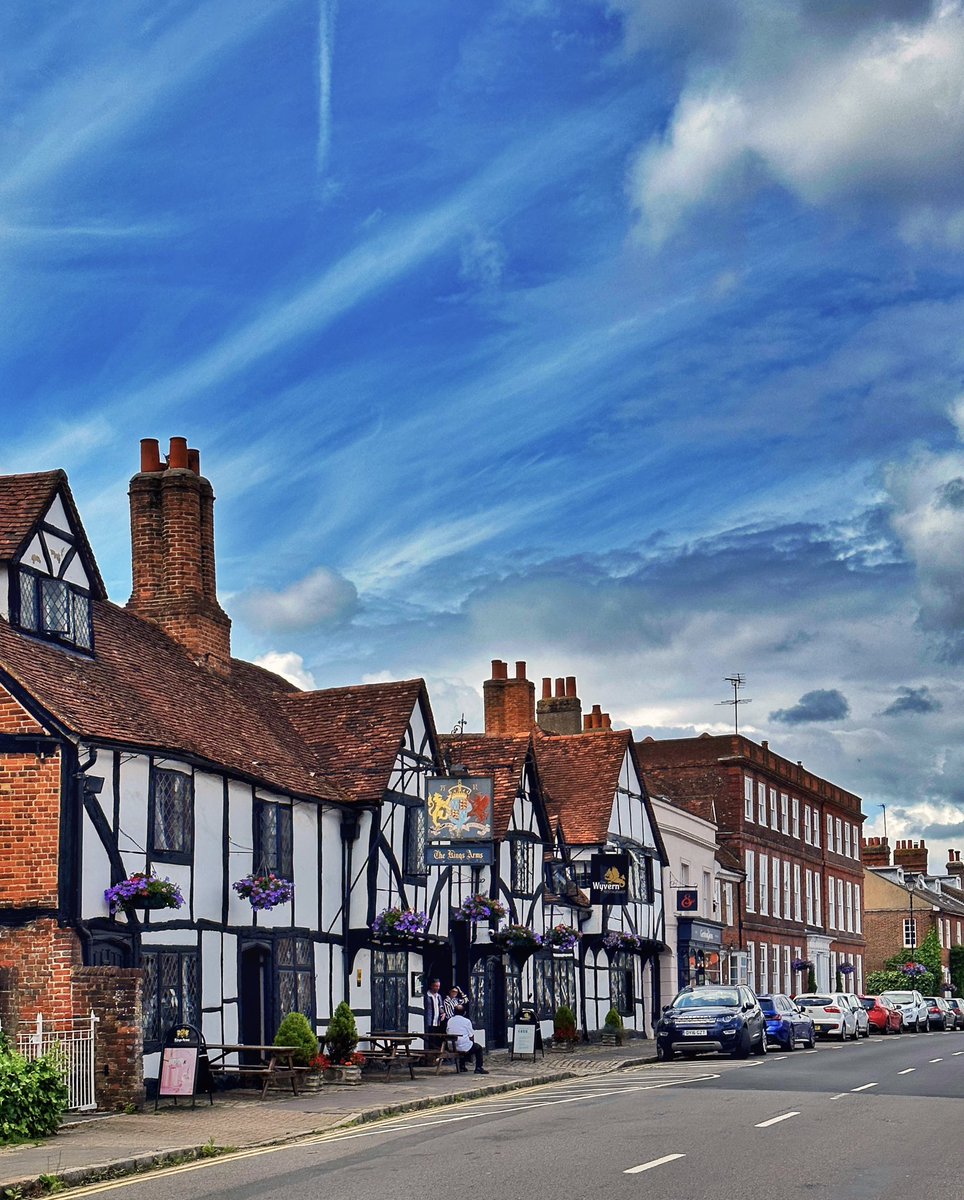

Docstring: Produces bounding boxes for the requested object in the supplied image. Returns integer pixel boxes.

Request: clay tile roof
[437,732,535,838]
[0,601,345,804]
[0,471,106,597]
[533,726,633,844]
[282,680,436,806]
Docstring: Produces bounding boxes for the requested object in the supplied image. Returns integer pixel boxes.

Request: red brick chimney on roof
[483,659,535,734]
[893,839,928,875]
[582,703,612,731]
[861,836,891,868]
[536,674,582,734]
[127,437,231,671]
[946,848,964,884]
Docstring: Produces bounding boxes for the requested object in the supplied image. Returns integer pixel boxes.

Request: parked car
[795,993,859,1040]
[656,985,768,1060]
[843,992,871,1038]
[859,994,903,1034]
[758,993,816,1050]
[880,990,929,1032]
[922,996,954,1031]
[946,997,964,1030]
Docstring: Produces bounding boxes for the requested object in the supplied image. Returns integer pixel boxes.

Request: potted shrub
[325,1002,362,1083]
[233,872,294,911]
[602,1006,624,1046]
[552,1004,579,1049]
[104,872,184,914]
[274,1012,320,1091]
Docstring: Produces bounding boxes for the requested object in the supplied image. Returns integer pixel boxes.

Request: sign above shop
[425,844,494,865]
[590,851,630,905]
[425,776,493,841]
[676,888,698,912]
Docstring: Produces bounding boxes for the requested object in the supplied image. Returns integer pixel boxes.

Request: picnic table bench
[205,1043,303,1099]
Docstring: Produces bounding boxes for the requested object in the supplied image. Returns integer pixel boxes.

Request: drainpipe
[340,810,361,1003]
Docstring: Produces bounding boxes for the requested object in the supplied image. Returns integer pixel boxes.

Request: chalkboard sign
[156,1024,212,1109]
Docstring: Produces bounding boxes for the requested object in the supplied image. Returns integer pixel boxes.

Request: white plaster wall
[118,754,150,870]
[193,772,224,922]
[226,779,254,925]
[292,803,318,929]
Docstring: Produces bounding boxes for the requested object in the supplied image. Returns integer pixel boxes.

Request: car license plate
[682,1029,706,1037]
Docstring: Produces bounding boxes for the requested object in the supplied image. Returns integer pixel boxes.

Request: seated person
[445,1006,488,1075]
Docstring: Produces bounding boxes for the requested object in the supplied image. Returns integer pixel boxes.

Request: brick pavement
[0,1042,654,1195]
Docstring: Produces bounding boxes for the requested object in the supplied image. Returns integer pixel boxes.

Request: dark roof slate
[437,732,534,838]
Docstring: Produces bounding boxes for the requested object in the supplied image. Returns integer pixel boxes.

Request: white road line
[898,1068,916,1075]
[829,1093,847,1100]
[804,1050,818,1054]
[929,1058,943,1063]
[624,1153,686,1175]
[851,1083,878,1092]
[755,1111,800,1128]
[953,1051,964,1057]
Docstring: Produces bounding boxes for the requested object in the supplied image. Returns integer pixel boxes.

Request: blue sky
[3,1,964,865]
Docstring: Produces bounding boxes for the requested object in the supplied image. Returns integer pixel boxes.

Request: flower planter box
[323,1065,362,1085]
[300,1072,325,1093]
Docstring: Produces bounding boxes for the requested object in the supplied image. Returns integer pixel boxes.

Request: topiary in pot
[602,1006,624,1045]
[326,1001,359,1065]
[274,1011,319,1067]
[553,1004,578,1047]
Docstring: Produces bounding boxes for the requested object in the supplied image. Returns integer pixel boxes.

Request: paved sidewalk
[0,1042,654,1195]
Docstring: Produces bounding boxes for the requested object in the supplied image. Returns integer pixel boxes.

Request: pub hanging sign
[676,888,699,912]
[424,776,494,867]
[589,851,630,905]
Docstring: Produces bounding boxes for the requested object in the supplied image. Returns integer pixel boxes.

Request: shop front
[675,918,725,991]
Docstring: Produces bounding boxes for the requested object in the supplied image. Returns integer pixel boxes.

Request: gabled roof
[0,470,106,597]
[0,600,345,804]
[282,679,437,806]
[533,726,633,845]
[437,732,545,839]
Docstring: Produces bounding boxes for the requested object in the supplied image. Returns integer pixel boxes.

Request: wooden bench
[408,1035,461,1075]
[205,1044,302,1099]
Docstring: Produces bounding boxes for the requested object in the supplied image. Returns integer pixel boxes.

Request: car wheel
[733,1030,751,1059]
[805,1028,816,1049]
[656,1043,674,1062]
[917,1018,924,1033]
[851,1022,859,1041]
[839,1026,848,1041]
[784,1034,796,1052]
[861,1023,870,1039]
[752,1030,768,1056]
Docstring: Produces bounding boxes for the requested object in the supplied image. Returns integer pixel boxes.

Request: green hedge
[0,1048,69,1142]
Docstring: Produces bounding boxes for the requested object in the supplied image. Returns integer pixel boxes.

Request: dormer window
[17,569,93,650]
[8,489,96,654]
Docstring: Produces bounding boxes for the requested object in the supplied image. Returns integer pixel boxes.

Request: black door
[472,955,518,1049]
[239,943,272,1062]
[372,949,408,1031]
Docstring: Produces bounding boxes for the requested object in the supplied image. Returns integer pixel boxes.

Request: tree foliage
[274,1011,318,1067]
[949,945,964,995]
[0,1048,68,1142]
[326,1001,359,1064]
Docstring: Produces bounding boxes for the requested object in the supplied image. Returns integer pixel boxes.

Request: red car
[859,994,903,1034]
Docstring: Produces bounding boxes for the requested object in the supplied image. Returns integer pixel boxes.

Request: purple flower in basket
[543,923,581,952]
[901,962,928,978]
[452,894,508,922]
[838,963,856,975]
[233,872,294,911]
[371,906,430,938]
[602,931,643,952]
[104,872,184,914]
[791,958,814,972]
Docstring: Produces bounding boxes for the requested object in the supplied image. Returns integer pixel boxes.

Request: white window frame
[854,884,861,934]
[793,863,802,922]
[903,917,917,948]
[744,776,754,822]
[780,793,789,835]
[792,797,799,840]
[814,874,822,927]
[845,880,853,932]
[759,854,769,916]
[747,942,756,990]
[835,817,843,853]
[772,857,781,918]
[828,873,836,929]
[837,879,845,932]
[760,943,769,993]
[844,822,852,858]
[805,870,813,925]
[746,851,756,913]
[813,814,820,849]
[853,826,861,860]
[804,805,812,845]
[758,783,767,825]
[770,788,779,831]
[827,814,834,850]
[784,860,792,921]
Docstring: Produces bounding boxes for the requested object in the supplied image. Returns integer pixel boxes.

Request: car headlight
[720,1016,740,1028]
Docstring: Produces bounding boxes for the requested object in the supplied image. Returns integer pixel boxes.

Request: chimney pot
[187,447,201,473]
[542,678,552,700]
[515,660,527,680]
[169,437,189,469]
[139,438,162,473]
[602,713,611,729]
[491,660,508,680]
[583,715,592,731]
[565,676,577,698]
[555,677,565,698]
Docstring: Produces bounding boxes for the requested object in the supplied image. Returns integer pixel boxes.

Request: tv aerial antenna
[718,673,752,736]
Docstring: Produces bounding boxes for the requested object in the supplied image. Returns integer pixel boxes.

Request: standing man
[424,978,443,1047]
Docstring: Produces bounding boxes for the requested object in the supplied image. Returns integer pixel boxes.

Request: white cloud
[238,567,359,632]
[253,651,317,691]
[628,1,964,244]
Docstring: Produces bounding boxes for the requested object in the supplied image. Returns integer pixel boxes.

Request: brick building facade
[638,734,866,994]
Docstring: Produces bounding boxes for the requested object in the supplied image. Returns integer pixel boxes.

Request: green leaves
[0,1048,68,1143]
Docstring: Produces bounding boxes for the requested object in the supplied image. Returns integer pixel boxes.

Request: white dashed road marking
[755,1111,800,1128]
[851,1083,878,1092]
[898,1068,916,1075]
[624,1153,686,1175]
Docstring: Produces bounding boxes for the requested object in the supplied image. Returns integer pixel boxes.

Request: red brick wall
[0,920,79,1026]
[483,663,535,734]
[73,967,145,1109]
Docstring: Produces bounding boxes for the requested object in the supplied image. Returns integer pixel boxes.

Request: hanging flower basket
[601,931,643,953]
[543,923,581,952]
[371,906,430,941]
[105,873,184,914]
[452,894,508,923]
[233,872,294,911]
[791,958,814,972]
[838,963,856,976]
[490,923,541,949]
[901,962,928,979]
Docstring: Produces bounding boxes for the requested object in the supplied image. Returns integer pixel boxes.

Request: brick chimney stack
[127,437,231,671]
[582,703,612,731]
[893,839,928,875]
[861,836,891,868]
[483,659,535,734]
[536,674,582,734]
[946,849,964,884]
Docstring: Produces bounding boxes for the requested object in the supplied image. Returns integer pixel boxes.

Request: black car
[656,985,768,1060]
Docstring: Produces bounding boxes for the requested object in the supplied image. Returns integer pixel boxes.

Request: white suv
[880,990,929,1033]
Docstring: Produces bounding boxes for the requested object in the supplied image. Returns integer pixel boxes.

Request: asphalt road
[67,1029,964,1200]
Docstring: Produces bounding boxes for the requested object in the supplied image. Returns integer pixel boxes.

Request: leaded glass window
[404,805,427,877]
[14,568,92,651]
[511,838,534,896]
[18,572,37,631]
[371,948,407,1031]
[141,948,199,1047]
[255,801,293,878]
[152,768,193,856]
[610,951,634,1017]
[277,936,315,1022]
